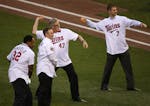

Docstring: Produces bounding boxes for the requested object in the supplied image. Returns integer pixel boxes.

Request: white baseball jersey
[87,15,141,55]
[7,43,35,84]
[36,28,78,67]
[36,37,57,78]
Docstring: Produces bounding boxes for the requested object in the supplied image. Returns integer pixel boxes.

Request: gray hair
[48,18,58,28]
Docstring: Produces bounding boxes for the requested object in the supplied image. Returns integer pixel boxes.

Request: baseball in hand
[80,17,86,23]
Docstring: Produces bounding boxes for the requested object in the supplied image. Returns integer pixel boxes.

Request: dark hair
[48,18,57,27]
[107,3,116,11]
[43,27,51,36]
[23,35,33,43]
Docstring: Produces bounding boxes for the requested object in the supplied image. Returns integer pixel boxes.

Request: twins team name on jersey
[52,36,64,44]
[105,23,120,32]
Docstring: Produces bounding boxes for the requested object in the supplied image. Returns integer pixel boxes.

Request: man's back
[7,43,35,84]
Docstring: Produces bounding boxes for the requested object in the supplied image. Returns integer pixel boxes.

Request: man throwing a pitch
[81,4,147,91]
[32,16,88,102]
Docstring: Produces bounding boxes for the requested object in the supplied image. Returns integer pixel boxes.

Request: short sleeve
[7,48,15,61]
[7,51,12,61]
[66,29,78,41]
[36,30,45,40]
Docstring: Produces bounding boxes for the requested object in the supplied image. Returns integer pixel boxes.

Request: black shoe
[73,98,87,103]
[101,88,112,91]
[127,88,141,91]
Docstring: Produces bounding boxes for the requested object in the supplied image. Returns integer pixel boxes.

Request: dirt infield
[0,0,150,50]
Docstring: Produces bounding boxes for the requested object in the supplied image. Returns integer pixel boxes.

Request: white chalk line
[0,4,149,47]
[17,0,150,36]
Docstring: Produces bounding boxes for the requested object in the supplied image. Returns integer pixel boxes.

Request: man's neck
[46,36,52,40]
[109,15,116,19]
[53,29,61,33]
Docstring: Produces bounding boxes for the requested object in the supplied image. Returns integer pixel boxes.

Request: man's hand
[140,23,147,28]
[82,40,88,48]
[36,16,45,21]
[78,35,88,48]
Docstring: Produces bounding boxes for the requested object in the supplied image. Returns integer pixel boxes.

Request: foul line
[18,0,150,36]
[0,4,149,47]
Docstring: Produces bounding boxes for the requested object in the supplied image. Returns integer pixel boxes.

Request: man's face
[52,20,60,32]
[109,6,118,17]
[47,29,54,39]
[28,38,35,49]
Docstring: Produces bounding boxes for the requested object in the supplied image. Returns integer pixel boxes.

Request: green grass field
[0,10,150,106]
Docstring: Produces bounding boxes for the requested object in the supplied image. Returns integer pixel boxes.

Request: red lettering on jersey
[52,36,64,44]
[105,23,120,32]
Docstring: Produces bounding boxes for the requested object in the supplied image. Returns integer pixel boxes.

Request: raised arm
[32,16,44,35]
[77,35,88,48]
[80,17,103,31]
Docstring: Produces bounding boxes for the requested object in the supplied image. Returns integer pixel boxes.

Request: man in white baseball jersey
[32,16,88,102]
[36,27,57,106]
[7,35,35,106]
[81,4,147,91]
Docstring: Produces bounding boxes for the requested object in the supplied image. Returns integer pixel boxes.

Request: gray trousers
[101,50,135,89]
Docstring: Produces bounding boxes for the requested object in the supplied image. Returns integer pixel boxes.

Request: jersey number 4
[13,51,22,61]
[59,43,65,48]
